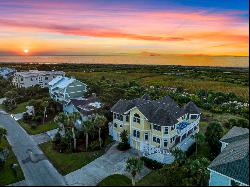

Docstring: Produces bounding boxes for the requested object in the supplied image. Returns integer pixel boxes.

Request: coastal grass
[0,138,24,186]
[67,71,249,101]
[18,120,58,135]
[98,174,131,186]
[140,74,249,100]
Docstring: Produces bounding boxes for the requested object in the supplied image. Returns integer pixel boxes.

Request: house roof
[111,95,200,126]
[182,101,201,114]
[48,76,64,86]
[15,70,64,78]
[208,127,249,185]
[220,126,249,144]
[68,96,102,116]
[49,76,86,89]
[0,67,15,75]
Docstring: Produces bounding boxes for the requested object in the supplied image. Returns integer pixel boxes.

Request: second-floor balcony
[176,117,199,136]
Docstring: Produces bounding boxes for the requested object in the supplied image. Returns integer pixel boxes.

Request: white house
[12,70,65,88]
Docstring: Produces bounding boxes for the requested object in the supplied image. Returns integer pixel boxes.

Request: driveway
[65,143,150,186]
[0,112,66,186]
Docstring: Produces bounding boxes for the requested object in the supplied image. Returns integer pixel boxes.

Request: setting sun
[23,49,29,54]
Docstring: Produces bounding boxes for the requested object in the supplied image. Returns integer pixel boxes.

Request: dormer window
[153,124,161,131]
[133,113,140,123]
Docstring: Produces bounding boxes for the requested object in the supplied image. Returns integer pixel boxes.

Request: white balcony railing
[142,144,171,156]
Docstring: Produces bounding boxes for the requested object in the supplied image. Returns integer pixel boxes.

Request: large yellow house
[109,94,201,163]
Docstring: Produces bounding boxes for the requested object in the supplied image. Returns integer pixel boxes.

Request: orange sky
[0,0,249,57]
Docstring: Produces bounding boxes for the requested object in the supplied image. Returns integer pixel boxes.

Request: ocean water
[0,55,248,67]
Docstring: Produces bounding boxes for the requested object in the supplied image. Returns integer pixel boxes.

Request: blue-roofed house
[48,76,87,103]
[208,126,249,186]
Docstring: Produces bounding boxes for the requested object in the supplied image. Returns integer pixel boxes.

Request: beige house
[109,94,201,163]
[12,70,65,88]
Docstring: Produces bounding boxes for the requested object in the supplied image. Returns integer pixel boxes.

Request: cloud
[0,18,187,42]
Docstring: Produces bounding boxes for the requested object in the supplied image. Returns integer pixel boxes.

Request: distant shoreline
[0,55,248,68]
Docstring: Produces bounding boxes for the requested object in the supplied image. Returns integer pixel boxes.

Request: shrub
[186,143,196,157]
[117,142,130,151]
[0,148,9,168]
[30,123,37,129]
[141,156,163,170]
[23,112,32,122]
[89,140,100,151]
[117,130,130,151]
[53,132,62,145]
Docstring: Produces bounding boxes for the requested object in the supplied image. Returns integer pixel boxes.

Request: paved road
[65,143,150,186]
[0,111,66,186]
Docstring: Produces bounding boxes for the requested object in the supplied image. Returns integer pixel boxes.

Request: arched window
[133,113,140,123]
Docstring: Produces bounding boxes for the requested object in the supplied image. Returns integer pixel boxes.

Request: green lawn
[39,138,113,175]
[11,102,29,114]
[136,171,163,186]
[0,138,24,186]
[98,174,131,186]
[18,120,58,135]
[0,104,5,110]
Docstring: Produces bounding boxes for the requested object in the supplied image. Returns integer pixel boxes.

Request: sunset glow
[0,0,248,58]
[23,49,29,54]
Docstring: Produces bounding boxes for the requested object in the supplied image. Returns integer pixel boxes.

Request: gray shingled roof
[69,96,102,116]
[111,95,200,126]
[110,97,149,114]
[182,101,201,114]
[220,126,249,144]
[141,94,151,100]
[208,127,249,185]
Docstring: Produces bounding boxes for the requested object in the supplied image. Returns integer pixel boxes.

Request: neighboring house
[48,76,87,103]
[63,94,102,128]
[208,126,249,186]
[109,94,201,163]
[0,67,16,79]
[12,70,65,88]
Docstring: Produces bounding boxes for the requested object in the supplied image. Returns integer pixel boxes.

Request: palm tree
[188,157,210,186]
[205,122,224,158]
[125,157,144,186]
[55,112,68,133]
[93,115,107,148]
[68,112,80,151]
[4,90,18,107]
[191,133,205,157]
[171,148,187,164]
[0,127,7,143]
[42,100,49,125]
[82,119,94,151]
